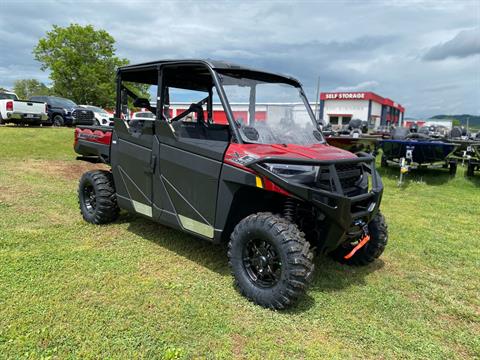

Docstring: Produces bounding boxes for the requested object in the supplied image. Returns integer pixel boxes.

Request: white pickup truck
[0,91,48,125]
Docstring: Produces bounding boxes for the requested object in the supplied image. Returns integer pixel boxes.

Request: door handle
[143,156,156,174]
[149,155,157,173]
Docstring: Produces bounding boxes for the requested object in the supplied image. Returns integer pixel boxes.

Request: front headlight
[265,163,315,176]
[264,163,317,184]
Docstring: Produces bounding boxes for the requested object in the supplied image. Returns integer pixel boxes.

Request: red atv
[75,60,388,309]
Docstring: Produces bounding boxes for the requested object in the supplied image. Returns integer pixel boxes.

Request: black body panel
[159,144,221,224]
[215,164,257,230]
[75,140,110,163]
[110,119,153,217]
[154,119,229,240]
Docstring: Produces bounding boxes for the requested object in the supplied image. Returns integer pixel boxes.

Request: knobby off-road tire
[228,212,314,310]
[78,170,119,224]
[330,212,388,266]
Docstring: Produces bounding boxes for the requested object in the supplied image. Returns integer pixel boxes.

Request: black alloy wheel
[82,183,97,214]
[243,238,282,288]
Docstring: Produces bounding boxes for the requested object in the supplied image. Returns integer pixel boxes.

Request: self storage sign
[324,93,366,100]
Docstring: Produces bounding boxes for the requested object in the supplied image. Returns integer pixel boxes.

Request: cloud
[422,84,459,93]
[0,0,479,118]
[334,81,380,92]
[423,28,480,61]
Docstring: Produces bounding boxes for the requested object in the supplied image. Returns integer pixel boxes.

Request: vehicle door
[153,66,230,240]
[110,79,157,218]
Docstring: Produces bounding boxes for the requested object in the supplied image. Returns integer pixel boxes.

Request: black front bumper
[246,153,383,252]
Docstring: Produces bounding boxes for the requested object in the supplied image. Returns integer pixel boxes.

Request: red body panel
[74,127,112,147]
[224,143,356,196]
[225,143,356,165]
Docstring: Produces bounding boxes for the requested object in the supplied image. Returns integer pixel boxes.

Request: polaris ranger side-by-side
[74,60,388,309]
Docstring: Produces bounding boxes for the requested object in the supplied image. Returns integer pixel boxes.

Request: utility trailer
[446,139,480,177]
[379,128,459,184]
[74,60,388,309]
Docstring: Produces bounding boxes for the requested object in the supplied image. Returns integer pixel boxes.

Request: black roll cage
[114,60,318,145]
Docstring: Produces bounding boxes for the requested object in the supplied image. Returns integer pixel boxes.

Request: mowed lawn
[0,126,479,359]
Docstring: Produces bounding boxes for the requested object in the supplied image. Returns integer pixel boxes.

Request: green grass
[0,126,479,359]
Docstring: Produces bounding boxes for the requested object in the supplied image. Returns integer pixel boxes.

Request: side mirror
[241,125,259,141]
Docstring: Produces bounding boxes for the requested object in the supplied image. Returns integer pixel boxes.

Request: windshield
[0,93,18,100]
[218,72,323,145]
[50,97,77,108]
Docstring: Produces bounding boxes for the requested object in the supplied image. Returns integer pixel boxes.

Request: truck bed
[74,125,113,164]
[0,99,48,124]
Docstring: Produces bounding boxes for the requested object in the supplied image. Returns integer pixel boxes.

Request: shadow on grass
[377,165,453,186]
[286,257,385,313]
[464,171,480,186]
[124,214,231,276]
[121,213,386,312]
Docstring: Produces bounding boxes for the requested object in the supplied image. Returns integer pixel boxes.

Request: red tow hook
[344,235,370,260]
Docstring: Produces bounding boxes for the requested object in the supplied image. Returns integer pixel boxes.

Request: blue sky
[1,0,479,118]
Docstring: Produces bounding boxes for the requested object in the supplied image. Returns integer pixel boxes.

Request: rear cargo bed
[74,125,113,164]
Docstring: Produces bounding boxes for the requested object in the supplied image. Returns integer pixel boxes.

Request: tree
[452,118,461,127]
[13,79,50,99]
[33,24,139,108]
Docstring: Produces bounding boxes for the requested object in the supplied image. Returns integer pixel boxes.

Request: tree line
[8,24,148,107]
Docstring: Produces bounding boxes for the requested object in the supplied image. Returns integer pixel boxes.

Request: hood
[72,107,94,114]
[225,142,357,167]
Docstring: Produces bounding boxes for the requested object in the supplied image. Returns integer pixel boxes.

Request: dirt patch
[14,160,108,181]
[231,333,246,359]
[0,184,35,204]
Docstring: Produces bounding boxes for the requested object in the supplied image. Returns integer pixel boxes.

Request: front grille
[336,163,362,192]
[316,163,363,195]
[72,109,94,125]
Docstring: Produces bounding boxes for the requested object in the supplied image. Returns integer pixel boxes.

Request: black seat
[204,124,230,142]
[172,120,207,140]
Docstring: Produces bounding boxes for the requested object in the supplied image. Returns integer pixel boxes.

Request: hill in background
[430,114,480,128]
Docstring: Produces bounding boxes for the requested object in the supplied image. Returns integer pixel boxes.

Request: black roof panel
[118,59,301,86]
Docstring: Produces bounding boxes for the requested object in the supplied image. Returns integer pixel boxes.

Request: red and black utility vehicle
[75,60,388,309]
